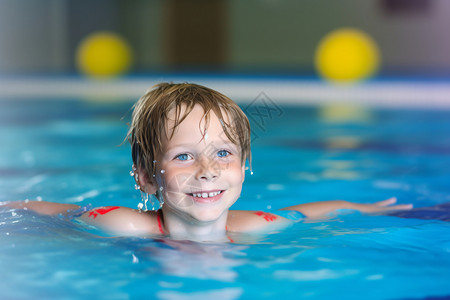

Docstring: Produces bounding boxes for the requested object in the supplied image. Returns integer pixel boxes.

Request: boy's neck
[161,206,228,241]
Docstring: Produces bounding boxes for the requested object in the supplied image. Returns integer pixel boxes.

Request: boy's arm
[279,197,413,219]
[227,198,412,233]
[2,200,160,236]
[227,210,293,233]
[78,207,160,236]
[2,200,80,215]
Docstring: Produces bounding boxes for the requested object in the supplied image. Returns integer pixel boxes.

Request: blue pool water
[1,97,450,300]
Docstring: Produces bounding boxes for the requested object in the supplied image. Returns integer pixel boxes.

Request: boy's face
[157,105,245,223]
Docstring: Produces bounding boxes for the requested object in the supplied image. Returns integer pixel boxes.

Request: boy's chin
[188,208,229,224]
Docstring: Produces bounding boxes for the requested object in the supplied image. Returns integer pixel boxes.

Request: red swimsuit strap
[156,209,164,235]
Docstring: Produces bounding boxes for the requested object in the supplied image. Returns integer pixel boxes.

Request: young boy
[3,83,412,241]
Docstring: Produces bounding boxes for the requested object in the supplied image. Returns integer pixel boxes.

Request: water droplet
[132,253,139,264]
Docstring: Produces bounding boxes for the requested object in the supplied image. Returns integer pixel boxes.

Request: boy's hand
[349,197,413,214]
[280,197,413,219]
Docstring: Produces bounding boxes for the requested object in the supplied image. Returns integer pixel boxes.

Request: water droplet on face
[160,170,165,174]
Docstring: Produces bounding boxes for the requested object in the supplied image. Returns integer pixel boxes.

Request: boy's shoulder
[79,206,161,236]
[227,210,292,233]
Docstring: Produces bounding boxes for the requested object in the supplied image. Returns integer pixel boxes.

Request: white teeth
[192,191,221,198]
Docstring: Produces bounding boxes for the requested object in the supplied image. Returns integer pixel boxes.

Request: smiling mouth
[188,190,224,203]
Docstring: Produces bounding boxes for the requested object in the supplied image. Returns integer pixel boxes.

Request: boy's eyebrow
[166,141,239,149]
[163,140,241,156]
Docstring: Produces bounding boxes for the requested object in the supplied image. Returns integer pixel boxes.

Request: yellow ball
[76,32,133,78]
[315,28,380,82]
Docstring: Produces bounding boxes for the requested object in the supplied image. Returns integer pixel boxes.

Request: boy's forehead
[164,104,234,143]
[166,104,230,129]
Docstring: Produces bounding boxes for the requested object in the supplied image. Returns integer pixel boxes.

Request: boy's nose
[195,157,219,181]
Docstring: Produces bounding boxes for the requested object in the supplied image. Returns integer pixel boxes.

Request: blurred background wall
[1,0,449,77]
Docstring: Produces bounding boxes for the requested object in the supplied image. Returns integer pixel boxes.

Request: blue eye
[217,150,230,158]
[176,153,191,161]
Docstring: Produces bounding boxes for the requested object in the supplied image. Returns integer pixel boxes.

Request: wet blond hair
[127,82,251,177]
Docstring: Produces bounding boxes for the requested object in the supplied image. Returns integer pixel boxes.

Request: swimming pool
[1,92,449,299]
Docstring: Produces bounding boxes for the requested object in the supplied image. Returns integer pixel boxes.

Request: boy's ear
[241,164,246,183]
[136,167,157,195]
